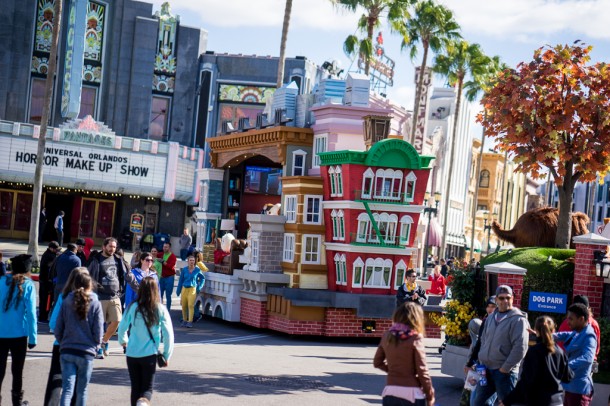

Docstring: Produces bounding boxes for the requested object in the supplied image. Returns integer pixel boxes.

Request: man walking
[75,238,88,265]
[554,303,597,406]
[52,243,81,302]
[157,242,177,311]
[54,211,65,247]
[39,241,60,322]
[39,207,47,242]
[87,237,127,359]
[179,228,192,261]
[471,285,529,406]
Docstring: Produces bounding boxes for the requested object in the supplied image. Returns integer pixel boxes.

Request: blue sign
[528,291,568,314]
[61,0,87,118]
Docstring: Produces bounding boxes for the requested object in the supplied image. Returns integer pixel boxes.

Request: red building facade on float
[319,137,434,296]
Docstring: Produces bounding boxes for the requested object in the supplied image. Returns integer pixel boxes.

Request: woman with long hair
[118,277,174,406]
[46,267,91,406]
[500,315,572,406]
[374,302,435,406]
[54,270,104,406]
[0,254,37,406]
[124,252,159,309]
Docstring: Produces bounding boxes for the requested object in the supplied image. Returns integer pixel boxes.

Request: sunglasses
[496,296,512,301]
[144,258,154,262]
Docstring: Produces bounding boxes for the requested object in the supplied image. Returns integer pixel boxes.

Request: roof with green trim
[319,138,434,169]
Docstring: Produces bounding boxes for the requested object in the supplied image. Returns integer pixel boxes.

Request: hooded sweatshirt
[0,275,37,344]
[477,307,530,372]
[54,291,104,357]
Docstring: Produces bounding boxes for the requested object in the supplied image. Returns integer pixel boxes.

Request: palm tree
[29,0,64,262]
[276,0,293,88]
[333,0,412,76]
[393,0,460,145]
[433,40,489,258]
[463,55,507,260]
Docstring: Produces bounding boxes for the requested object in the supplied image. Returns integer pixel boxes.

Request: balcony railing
[348,232,407,248]
[353,190,407,204]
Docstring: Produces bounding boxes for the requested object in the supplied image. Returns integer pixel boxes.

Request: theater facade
[0,117,202,245]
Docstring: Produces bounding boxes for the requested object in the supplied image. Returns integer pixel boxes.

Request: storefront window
[217,103,262,134]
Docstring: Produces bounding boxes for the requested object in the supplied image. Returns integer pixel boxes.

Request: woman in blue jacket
[54,270,104,406]
[46,267,92,406]
[176,255,205,328]
[118,277,174,406]
[0,254,37,406]
[124,252,159,308]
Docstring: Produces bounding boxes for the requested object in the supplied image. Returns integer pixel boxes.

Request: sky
[148,0,610,125]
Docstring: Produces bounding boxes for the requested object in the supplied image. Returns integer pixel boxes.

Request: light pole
[483,210,498,255]
[422,191,442,276]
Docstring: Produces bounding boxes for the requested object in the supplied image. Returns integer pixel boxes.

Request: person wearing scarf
[396,269,427,307]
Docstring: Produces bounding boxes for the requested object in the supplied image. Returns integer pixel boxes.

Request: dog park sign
[528,291,568,314]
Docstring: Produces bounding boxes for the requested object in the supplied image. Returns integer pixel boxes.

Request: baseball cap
[496,285,513,297]
[573,295,590,308]
[486,296,497,306]
[75,238,86,246]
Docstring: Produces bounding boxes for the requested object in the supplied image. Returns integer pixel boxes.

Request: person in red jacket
[157,242,177,311]
[558,295,600,360]
[427,265,446,297]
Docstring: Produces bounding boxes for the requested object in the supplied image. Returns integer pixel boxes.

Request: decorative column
[572,233,610,317]
[236,214,290,328]
[484,262,527,308]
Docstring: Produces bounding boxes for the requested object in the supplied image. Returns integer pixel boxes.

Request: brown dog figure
[491,207,589,248]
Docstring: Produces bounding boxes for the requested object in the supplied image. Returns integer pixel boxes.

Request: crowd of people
[0,235,208,406]
[390,257,605,406]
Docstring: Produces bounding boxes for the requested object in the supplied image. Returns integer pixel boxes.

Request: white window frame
[292,149,307,176]
[329,166,337,196]
[363,258,392,288]
[404,171,417,203]
[302,234,321,264]
[357,213,370,242]
[304,195,323,225]
[394,260,407,289]
[331,210,345,241]
[361,168,374,199]
[335,165,343,197]
[369,213,380,243]
[399,215,414,246]
[313,134,327,168]
[284,195,297,223]
[352,257,364,287]
[283,233,295,262]
[334,253,347,285]
[250,235,260,270]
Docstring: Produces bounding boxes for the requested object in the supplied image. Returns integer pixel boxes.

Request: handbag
[142,312,167,368]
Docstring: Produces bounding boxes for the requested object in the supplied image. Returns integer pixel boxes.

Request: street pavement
[0,240,464,405]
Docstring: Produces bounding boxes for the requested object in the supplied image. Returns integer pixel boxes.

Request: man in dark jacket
[396,269,427,307]
[75,238,89,265]
[52,243,81,301]
[39,241,60,322]
[87,237,128,359]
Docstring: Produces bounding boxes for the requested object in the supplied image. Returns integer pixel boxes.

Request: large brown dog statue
[491,207,589,248]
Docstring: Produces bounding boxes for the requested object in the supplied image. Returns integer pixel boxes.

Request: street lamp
[483,210,498,255]
[422,191,442,276]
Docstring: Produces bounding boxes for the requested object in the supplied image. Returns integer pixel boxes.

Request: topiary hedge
[481,248,575,327]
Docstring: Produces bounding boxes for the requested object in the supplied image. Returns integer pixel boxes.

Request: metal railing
[349,232,407,247]
[353,189,405,204]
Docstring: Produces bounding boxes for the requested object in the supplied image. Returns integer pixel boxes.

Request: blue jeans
[60,353,93,406]
[159,275,175,311]
[470,385,496,406]
[471,368,517,406]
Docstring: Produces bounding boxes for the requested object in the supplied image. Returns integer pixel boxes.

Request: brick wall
[240,298,268,328]
[261,305,441,338]
[573,243,606,317]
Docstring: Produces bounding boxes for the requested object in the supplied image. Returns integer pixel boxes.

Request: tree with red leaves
[479,42,610,248]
